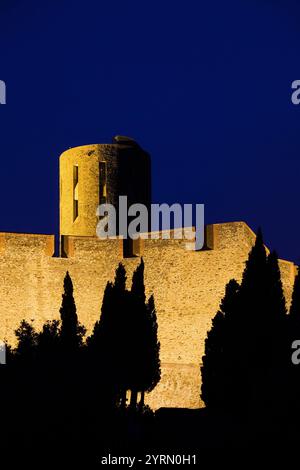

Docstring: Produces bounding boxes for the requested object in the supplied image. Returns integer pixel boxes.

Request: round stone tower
[59,136,151,242]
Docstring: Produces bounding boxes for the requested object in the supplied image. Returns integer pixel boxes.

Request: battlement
[0,222,294,270]
[0,232,55,257]
[0,223,294,299]
[0,222,247,257]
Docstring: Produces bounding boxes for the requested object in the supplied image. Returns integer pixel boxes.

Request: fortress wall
[0,233,67,339]
[142,222,257,408]
[0,222,295,409]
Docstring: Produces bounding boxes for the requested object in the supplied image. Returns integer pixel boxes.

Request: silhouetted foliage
[127,259,161,409]
[131,258,146,303]
[87,263,129,407]
[59,271,86,352]
[286,270,300,421]
[5,249,300,460]
[14,319,38,363]
[37,319,60,357]
[87,260,160,410]
[144,294,161,394]
[201,229,287,418]
[201,279,240,409]
[289,270,300,322]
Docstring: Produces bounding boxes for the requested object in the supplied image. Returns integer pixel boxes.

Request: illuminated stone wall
[0,221,295,409]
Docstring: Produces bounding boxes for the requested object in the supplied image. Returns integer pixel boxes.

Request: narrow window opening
[73,165,79,221]
[123,238,142,258]
[99,161,107,208]
[123,238,134,258]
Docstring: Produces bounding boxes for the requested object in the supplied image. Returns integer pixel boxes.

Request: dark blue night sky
[1,0,300,262]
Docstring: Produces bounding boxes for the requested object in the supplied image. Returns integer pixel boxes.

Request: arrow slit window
[99,162,107,207]
[73,165,79,221]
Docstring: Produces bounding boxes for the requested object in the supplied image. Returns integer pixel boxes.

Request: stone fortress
[0,136,296,409]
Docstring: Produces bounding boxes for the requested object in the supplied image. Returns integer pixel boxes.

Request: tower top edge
[60,136,141,157]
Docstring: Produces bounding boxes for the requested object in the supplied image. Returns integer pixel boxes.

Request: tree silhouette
[131,258,146,303]
[257,250,287,418]
[87,260,160,410]
[114,262,127,292]
[201,279,240,409]
[289,270,300,322]
[142,294,161,402]
[201,229,287,418]
[59,271,86,353]
[266,251,286,321]
[14,320,38,363]
[36,319,61,373]
[287,270,300,420]
[128,259,161,409]
[87,264,129,407]
[37,320,60,355]
[0,265,161,461]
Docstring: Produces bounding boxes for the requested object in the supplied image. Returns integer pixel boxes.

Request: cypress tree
[201,279,240,409]
[288,269,300,353]
[87,264,129,407]
[59,271,85,353]
[201,229,288,417]
[131,258,146,304]
[128,260,160,409]
[88,260,161,411]
[287,270,300,419]
[236,229,269,414]
[141,294,161,404]
[114,262,127,292]
[238,233,287,417]
[266,251,286,319]
[108,263,128,405]
[239,228,268,312]
[289,270,300,321]
[87,281,114,355]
